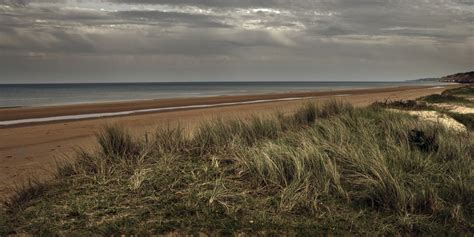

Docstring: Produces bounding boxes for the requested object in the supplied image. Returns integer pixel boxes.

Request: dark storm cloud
[0,0,472,82]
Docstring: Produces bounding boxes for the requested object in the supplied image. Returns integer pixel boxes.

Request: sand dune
[389,109,467,132]
[430,103,474,114]
[0,85,457,199]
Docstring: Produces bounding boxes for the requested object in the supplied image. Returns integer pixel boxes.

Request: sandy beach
[0,85,457,199]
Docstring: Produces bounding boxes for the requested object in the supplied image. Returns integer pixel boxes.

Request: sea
[0,81,446,108]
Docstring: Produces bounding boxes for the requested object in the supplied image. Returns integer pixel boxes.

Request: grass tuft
[4,179,50,211]
[408,129,439,152]
[154,125,189,154]
[97,125,140,158]
[292,102,318,125]
[316,99,354,118]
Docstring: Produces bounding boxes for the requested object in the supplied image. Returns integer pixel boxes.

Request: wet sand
[0,85,457,199]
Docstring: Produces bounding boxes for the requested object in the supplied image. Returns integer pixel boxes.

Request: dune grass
[373,85,474,132]
[420,94,474,106]
[1,101,473,235]
[448,112,474,131]
[372,100,434,111]
[443,86,474,96]
[419,85,474,106]
[374,86,474,110]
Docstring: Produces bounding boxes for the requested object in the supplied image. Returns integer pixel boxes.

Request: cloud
[114,10,231,28]
[0,0,472,82]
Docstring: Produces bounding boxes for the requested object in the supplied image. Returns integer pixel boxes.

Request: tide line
[0,96,321,126]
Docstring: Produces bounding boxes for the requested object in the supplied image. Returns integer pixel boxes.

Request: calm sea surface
[0,81,445,107]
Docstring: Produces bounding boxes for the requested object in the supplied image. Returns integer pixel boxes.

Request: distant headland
[411,71,474,83]
[440,71,474,83]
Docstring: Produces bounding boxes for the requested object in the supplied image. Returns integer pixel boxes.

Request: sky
[0,0,473,83]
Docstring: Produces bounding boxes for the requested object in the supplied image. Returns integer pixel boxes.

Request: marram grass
[1,101,473,235]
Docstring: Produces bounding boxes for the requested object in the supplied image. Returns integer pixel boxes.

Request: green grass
[1,101,473,235]
[418,86,474,106]
[419,85,474,107]
[443,86,474,97]
[372,100,434,111]
[420,94,474,106]
[448,113,474,131]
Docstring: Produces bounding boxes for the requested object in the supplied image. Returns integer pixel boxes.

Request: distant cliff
[411,78,440,82]
[440,71,474,83]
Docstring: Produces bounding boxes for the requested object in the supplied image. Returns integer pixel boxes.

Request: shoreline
[0,85,445,126]
[0,96,321,126]
[1,82,443,108]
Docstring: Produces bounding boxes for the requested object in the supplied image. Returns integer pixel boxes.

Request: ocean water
[0,81,445,108]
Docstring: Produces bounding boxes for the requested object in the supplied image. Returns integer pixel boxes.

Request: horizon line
[0,79,436,85]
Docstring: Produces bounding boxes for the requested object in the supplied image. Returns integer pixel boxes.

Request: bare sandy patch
[430,103,474,114]
[389,109,467,132]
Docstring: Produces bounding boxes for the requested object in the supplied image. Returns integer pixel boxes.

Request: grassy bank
[419,85,474,107]
[420,94,474,106]
[1,100,473,235]
[442,86,474,97]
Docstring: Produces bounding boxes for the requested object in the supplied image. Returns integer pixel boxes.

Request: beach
[3,1,471,233]
[0,85,458,199]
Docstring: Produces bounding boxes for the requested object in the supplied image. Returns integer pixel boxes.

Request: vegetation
[443,86,474,96]
[449,113,474,131]
[440,71,474,83]
[413,85,474,107]
[420,94,474,106]
[1,100,473,235]
[372,100,433,111]
[374,86,474,132]
[440,86,474,130]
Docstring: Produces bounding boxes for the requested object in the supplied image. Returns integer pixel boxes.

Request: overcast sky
[0,0,472,83]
